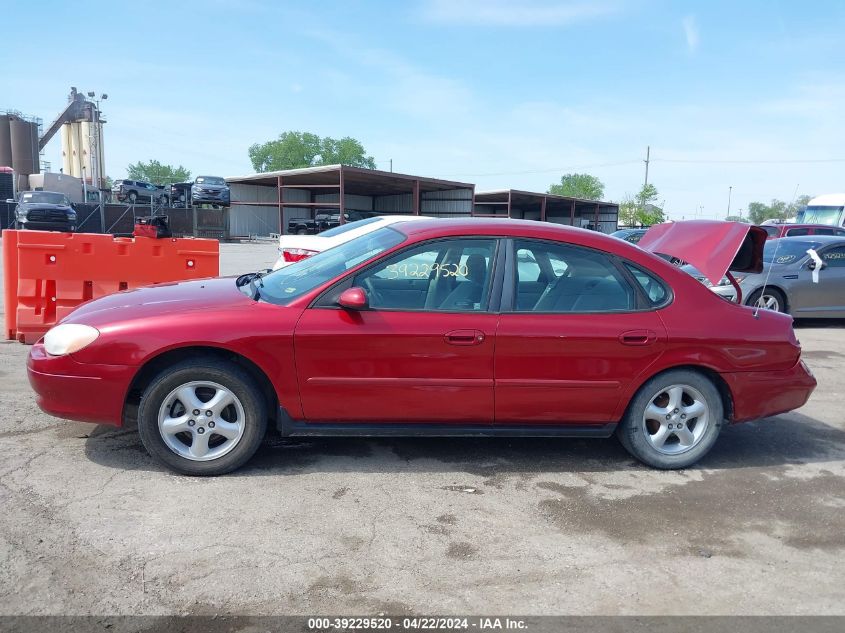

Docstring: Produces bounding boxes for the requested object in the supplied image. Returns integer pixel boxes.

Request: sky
[3,0,845,220]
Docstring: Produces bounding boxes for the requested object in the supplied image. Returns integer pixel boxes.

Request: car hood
[193,183,228,190]
[62,277,253,327]
[20,203,73,212]
[639,220,767,286]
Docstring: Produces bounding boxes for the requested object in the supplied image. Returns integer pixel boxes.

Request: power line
[653,157,845,164]
[436,160,641,179]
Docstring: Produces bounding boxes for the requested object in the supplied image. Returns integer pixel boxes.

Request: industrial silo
[9,118,39,190]
[0,115,12,168]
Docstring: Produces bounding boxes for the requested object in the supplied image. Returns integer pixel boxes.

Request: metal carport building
[226,165,475,237]
[473,189,619,234]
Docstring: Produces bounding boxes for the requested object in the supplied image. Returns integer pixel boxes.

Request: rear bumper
[27,343,134,426]
[723,360,816,423]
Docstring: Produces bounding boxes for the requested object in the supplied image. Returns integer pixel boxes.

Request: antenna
[754,184,801,318]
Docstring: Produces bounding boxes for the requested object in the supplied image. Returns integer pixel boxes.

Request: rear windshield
[320,216,383,238]
[763,239,821,265]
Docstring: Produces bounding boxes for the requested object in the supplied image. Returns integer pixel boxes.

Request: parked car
[191,176,230,208]
[28,219,816,475]
[170,182,193,208]
[287,211,368,235]
[6,191,78,232]
[758,223,845,240]
[684,236,845,317]
[273,215,433,270]
[112,179,170,205]
[611,228,648,244]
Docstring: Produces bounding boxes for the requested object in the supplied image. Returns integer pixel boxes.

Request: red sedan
[27,219,816,475]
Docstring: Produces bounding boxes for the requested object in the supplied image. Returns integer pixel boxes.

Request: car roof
[767,223,844,230]
[393,217,622,245]
[772,235,845,244]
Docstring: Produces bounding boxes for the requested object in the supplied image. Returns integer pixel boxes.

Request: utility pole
[389,158,393,173]
[643,145,650,187]
[727,186,732,219]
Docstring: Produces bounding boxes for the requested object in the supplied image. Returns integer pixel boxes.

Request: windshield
[255,226,405,305]
[196,177,225,185]
[20,192,70,205]
[798,205,844,226]
[320,216,383,238]
[763,239,822,265]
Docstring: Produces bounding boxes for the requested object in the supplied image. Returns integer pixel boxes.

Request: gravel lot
[1,240,843,616]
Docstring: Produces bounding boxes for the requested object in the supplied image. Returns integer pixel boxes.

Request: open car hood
[638,220,767,285]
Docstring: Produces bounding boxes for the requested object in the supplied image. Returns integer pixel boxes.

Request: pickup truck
[287,211,367,235]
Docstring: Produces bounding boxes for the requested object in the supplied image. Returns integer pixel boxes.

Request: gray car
[682,236,845,317]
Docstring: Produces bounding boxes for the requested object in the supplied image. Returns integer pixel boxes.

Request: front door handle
[619,329,657,346]
[445,329,485,346]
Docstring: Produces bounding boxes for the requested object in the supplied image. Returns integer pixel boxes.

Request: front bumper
[27,343,135,426]
[20,221,76,232]
[723,359,816,423]
[192,191,230,206]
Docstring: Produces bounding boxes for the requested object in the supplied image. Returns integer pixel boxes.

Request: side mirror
[337,287,368,310]
[807,259,827,271]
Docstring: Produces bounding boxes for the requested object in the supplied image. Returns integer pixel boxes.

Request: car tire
[159,195,168,205]
[137,358,267,476]
[296,228,307,235]
[616,369,725,469]
[128,191,137,203]
[746,288,786,313]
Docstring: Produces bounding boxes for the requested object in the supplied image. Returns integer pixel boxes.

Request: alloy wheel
[754,294,780,311]
[157,381,245,461]
[641,384,710,455]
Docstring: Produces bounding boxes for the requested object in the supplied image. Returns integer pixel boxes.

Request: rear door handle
[445,329,485,346]
[619,329,657,346]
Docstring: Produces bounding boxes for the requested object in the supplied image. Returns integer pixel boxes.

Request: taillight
[282,248,318,263]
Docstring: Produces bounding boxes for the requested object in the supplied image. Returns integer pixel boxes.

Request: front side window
[255,227,406,305]
[352,238,497,312]
[512,240,635,313]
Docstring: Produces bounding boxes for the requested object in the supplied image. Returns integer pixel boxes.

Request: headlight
[67,211,78,220]
[43,324,100,356]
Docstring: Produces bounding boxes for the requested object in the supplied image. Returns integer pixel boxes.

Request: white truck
[797,193,845,226]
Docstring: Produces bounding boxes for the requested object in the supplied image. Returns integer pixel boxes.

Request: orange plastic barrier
[2,230,220,344]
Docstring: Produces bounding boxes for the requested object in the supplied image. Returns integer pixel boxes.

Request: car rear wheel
[137,359,267,475]
[128,191,137,203]
[617,369,724,469]
[746,288,786,313]
[159,195,168,205]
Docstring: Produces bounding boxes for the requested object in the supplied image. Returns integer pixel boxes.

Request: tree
[617,184,665,227]
[548,173,605,200]
[746,195,814,224]
[725,215,746,222]
[127,160,191,185]
[248,131,377,172]
[618,195,638,227]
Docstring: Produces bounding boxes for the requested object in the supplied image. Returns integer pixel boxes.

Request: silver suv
[112,179,170,205]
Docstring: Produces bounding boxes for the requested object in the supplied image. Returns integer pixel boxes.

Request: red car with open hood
[27,219,816,475]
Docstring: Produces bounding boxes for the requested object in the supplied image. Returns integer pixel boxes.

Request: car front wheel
[137,359,267,475]
[746,288,786,313]
[617,369,724,469]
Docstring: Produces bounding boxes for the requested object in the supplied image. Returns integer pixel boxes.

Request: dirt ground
[0,241,843,615]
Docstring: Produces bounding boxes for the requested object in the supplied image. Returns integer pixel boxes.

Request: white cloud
[420,0,620,27]
[682,15,700,52]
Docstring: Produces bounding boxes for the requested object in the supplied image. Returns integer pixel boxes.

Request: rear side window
[814,228,835,236]
[821,246,845,268]
[624,263,670,306]
[511,240,635,313]
[786,228,810,237]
